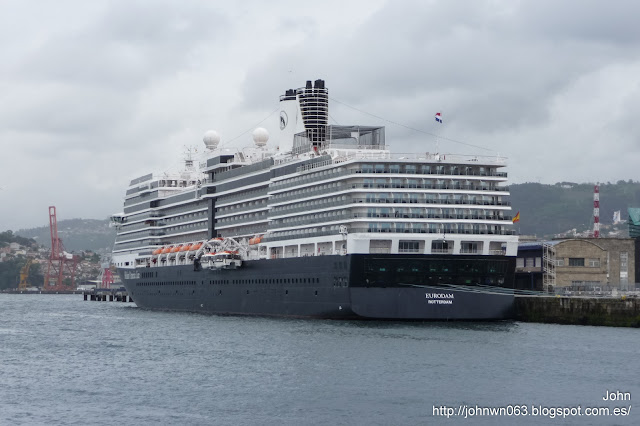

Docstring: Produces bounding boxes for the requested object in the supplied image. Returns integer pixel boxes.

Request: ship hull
[119,254,515,320]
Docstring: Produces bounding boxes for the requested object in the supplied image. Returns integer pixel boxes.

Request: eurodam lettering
[425,293,455,305]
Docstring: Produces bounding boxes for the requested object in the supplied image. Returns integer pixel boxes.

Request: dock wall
[515,296,640,327]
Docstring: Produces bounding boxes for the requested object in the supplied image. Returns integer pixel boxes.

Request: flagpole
[434,111,443,154]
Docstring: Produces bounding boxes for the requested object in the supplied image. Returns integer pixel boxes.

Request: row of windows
[163,221,208,234]
[273,167,345,188]
[163,211,207,223]
[227,277,321,285]
[217,223,268,238]
[134,288,326,297]
[361,177,501,191]
[216,188,268,206]
[217,198,267,214]
[357,164,500,176]
[136,281,196,286]
[162,203,208,218]
[135,278,322,286]
[272,164,503,189]
[157,179,197,188]
[270,225,342,238]
[217,211,268,224]
[363,207,506,219]
[272,182,343,200]
[361,193,501,203]
[367,223,502,232]
[556,258,601,267]
[271,195,348,214]
[363,259,508,275]
[272,209,348,225]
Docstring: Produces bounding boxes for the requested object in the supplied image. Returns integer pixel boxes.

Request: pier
[515,295,640,327]
[83,288,134,303]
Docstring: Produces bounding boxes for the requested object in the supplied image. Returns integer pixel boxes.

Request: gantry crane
[44,206,78,290]
[18,258,34,290]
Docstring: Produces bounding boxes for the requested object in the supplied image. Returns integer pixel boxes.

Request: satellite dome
[252,127,269,147]
[203,130,220,150]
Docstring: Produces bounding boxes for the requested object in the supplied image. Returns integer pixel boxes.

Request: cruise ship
[111,79,518,319]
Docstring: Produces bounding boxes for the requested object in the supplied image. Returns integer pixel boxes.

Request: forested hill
[6,181,640,251]
[16,218,115,253]
[510,181,640,237]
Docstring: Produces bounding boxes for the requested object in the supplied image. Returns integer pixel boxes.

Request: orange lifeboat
[152,247,164,255]
[191,243,202,251]
[171,245,182,253]
[162,246,173,254]
[180,244,192,252]
[249,236,263,245]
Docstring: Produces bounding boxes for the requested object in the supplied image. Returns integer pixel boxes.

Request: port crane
[18,258,34,290]
[44,206,78,290]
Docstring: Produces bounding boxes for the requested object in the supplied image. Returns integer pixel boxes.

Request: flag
[613,210,621,224]
[512,212,520,223]
[435,112,442,123]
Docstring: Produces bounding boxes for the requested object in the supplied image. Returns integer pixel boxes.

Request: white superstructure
[111,79,517,269]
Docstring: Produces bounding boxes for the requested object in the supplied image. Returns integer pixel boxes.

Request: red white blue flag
[435,112,442,123]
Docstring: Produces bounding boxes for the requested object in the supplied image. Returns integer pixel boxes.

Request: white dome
[203,130,220,150]
[252,127,269,147]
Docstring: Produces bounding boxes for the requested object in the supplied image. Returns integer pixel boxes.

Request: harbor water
[0,294,638,425]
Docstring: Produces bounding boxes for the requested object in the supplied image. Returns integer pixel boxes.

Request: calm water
[0,294,638,426]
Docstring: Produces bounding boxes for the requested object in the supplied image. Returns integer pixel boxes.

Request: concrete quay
[515,295,640,327]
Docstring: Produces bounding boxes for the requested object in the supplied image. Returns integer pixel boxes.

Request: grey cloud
[1,0,640,231]
[18,0,227,90]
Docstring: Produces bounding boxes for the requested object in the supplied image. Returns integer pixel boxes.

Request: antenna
[593,185,600,238]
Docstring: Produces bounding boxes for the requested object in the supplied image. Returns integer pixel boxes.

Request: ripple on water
[1,294,638,426]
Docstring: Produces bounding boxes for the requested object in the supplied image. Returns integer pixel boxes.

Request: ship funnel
[278,79,328,153]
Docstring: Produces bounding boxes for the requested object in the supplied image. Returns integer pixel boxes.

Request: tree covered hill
[0,230,38,248]
[16,218,115,253]
[4,180,640,252]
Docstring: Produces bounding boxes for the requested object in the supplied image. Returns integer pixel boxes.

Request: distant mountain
[16,218,116,253]
[510,181,640,237]
[8,181,640,252]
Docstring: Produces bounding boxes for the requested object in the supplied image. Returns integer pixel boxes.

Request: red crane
[45,206,78,291]
[100,259,115,289]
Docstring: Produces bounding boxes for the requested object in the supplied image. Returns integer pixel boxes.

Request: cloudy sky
[1,0,639,231]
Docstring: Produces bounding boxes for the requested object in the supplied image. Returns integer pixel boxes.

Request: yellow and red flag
[512,212,520,223]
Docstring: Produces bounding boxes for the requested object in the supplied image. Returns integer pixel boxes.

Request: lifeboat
[152,247,164,255]
[249,236,263,245]
[180,244,192,252]
[191,243,202,251]
[171,245,183,253]
[201,250,242,270]
[161,246,173,254]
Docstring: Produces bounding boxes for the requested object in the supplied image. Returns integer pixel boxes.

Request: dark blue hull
[119,254,516,320]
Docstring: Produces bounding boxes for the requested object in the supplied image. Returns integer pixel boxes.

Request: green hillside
[16,218,116,253]
[5,180,640,251]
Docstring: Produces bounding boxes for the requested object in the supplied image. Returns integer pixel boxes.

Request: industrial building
[515,238,639,293]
